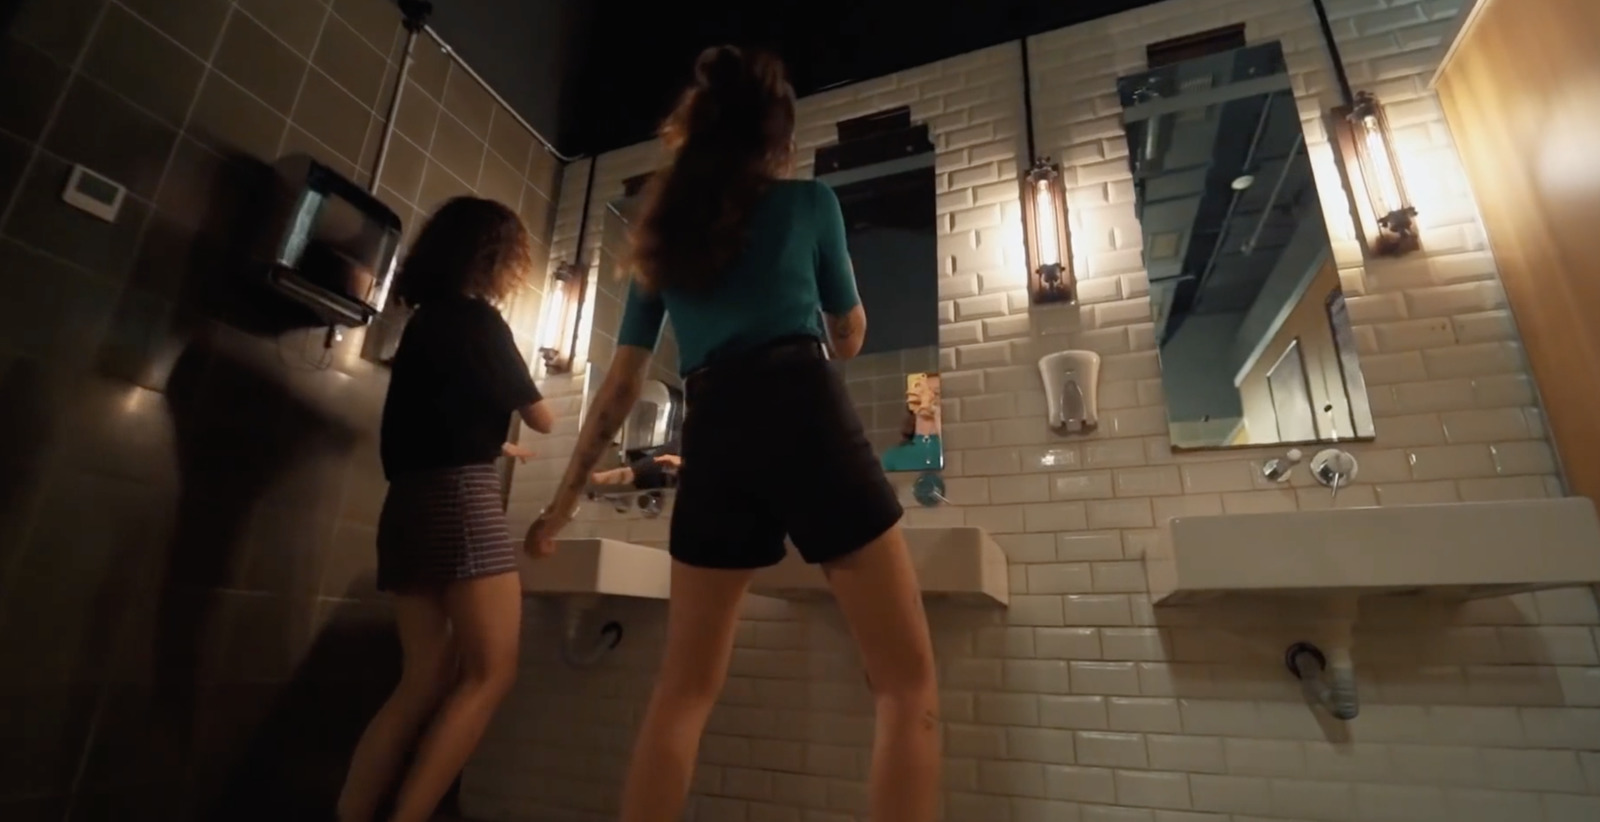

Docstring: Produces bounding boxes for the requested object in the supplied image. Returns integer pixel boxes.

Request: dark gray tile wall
[0,0,564,818]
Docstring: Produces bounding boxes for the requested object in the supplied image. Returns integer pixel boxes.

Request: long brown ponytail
[627,46,797,294]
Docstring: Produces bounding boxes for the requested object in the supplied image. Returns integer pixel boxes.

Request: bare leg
[337,592,456,822]
[824,523,940,822]
[618,561,754,822]
[387,572,522,822]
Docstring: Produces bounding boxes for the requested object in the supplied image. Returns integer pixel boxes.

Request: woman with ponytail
[527,45,941,822]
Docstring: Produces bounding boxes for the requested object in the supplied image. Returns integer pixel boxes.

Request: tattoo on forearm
[828,313,861,341]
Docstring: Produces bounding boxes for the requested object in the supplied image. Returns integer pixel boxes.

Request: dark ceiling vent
[1146,23,1247,68]
[621,172,652,199]
[816,106,933,176]
[836,106,912,143]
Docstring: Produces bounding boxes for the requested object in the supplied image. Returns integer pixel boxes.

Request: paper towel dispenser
[260,155,402,327]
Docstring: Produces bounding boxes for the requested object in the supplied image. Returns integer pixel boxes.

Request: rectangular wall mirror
[582,140,946,484]
[818,129,943,473]
[1117,40,1375,450]
[583,198,684,491]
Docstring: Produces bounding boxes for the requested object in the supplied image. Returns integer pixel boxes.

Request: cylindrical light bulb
[1359,114,1402,215]
[536,282,566,353]
[1033,177,1059,267]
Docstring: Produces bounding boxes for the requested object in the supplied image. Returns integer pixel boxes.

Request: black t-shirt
[380,296,541,479]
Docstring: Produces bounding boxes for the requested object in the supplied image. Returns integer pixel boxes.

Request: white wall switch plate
[61,164,126,223]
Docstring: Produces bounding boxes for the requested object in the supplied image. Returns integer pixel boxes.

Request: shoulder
[423,297,510,336]
[767,179,838,218]
[462,297,507,321]
[767,178,832,203]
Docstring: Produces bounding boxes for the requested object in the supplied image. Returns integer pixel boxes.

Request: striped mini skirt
[376,463,518,592]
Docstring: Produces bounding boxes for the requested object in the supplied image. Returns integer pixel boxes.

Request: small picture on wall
[881,372,943,472]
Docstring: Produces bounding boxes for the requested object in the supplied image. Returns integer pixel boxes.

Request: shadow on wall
[136,148,346,718]
[194,583,402,820]
[0,357,60,577]
[83,150,415,818]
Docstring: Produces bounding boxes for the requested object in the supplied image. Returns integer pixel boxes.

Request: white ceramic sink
[749,526,1009,606]
[518,537,671,600]
[1147,498,1600,605]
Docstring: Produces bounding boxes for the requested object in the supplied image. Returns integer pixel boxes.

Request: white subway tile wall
[465,1,1599,820]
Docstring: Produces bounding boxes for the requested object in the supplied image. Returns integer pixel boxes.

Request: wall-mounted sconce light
[1021,158,1074,304]
[1312,0,1419,258]
[536,260,585,373]
[1332,91,1419,256]
[1019,38,1076,306]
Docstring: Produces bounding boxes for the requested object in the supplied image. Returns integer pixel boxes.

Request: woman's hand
[502,442,537,463]
[524,510,570,558]
[652,454,683,470]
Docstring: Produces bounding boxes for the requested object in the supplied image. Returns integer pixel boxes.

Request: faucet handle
[1262,448,1304,483]
[1309,448,1358,503]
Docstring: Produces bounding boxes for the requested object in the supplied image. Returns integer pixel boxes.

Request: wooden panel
[1145,23,1247,68]
[1435,0,1600,502]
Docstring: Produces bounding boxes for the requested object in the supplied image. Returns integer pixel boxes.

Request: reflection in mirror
[819,123,943,472]
[588,378,683,494]
[624,379,682,454]
[581,132,947,483]
[912,471,947,508]
[1117,41,1374,450]
[583,198,685,493]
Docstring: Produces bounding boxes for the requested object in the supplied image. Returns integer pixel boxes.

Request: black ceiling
[429,0,1175,158]
[567,0,1183,156]
[425,0,594,150]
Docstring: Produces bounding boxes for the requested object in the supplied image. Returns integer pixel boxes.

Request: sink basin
[1148,498,1600,605]
[518,538,671,600]
[749,527,1009,606]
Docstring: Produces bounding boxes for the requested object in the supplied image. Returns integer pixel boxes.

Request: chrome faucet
[1262,448,1304,483]
[638,491,664,519]
[585,483,667,517]
[1310,448,1359,502]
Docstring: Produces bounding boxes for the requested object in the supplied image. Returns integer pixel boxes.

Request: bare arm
[539,345,652,522]
[517,398,555,434]
[824,304,868,360]
[813,183,866,359]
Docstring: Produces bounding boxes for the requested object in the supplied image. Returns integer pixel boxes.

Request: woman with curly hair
[338,196,554,822]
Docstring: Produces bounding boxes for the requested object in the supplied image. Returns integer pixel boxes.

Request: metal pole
[369,1,433,192]
[1310,0,1356,107]
[368,27,419,192]
[1020,37,1037,162]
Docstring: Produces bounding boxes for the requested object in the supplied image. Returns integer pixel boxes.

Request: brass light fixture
[1019,38,1075,305]
[536,159,598,375]
[536,261,585,373]
[1332,91,1419,256]
[1313,0,1419,258]
[1021,157,1074,304]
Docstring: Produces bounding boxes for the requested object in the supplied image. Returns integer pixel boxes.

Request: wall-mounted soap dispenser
[1039,350,1102,433]
[258,154,403,327]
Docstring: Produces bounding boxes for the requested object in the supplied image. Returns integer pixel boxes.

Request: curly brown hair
[391,196,532,307]
[628,45,796,294]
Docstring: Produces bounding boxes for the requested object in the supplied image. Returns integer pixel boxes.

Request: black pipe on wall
[1310,0,1357,107]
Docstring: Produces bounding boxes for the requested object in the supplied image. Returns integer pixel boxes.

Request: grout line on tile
[276,1,336,158]
[0,0,114,235]
[138,3,235,269]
